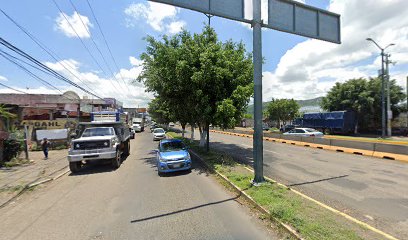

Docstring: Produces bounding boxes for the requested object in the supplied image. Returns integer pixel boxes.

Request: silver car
[153,128,166,141]
[283,128,324,137]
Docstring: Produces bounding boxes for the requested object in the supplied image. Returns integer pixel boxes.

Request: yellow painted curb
[212,130,407,163]
[243,166,399,240]
[373,152,408,162]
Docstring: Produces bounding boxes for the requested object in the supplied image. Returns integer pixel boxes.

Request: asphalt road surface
[201,129,408,239]
[0,132,277,240]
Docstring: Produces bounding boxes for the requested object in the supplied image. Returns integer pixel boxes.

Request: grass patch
[180,137,382,240]
[2,157,31,168]
[0,184,25,193]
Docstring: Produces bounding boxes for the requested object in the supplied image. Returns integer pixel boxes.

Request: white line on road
[240,144,278,154]
[265,150,278,154]
[241,144,252,148]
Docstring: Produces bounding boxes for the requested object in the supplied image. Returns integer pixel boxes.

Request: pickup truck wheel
[112,149,121,169]
[69,162,81,173]
[123,140,130,157]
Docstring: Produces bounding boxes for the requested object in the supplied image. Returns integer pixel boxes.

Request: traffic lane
[207,132,408,239]
[0,131,276,240]
[99,131,276,240]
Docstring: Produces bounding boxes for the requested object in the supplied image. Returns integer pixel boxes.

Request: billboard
[267,0,340,43]
[149,0,249,23]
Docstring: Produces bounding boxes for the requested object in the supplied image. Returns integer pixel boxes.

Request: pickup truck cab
[68,112,130,173]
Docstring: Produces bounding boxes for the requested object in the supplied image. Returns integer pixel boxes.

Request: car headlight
[75,143,80,149]
[159,156,167,162]
[184,153,191,160]
[104,141,109,147]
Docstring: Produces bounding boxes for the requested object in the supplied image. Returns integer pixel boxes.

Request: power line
[0,8,99,97]
[68,0,130,95]
[51,0,124,94]
[85,0,131,89]
[0,37,103,99]
[0,81,29,94]
[0,49,80,102]
[0,50,63,93]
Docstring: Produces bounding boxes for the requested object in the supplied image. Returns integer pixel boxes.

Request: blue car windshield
[160,141,185,152]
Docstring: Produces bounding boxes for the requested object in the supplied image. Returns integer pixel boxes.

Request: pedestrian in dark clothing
[41,138,49,160]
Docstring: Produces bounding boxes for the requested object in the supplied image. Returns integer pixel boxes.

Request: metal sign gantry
[149,0,341,183]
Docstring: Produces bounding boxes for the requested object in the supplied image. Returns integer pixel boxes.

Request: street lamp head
[366,38,373,41]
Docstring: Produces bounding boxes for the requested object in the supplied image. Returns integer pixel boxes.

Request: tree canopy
[321,77,406,132]
[138,26,253,148]
[264,99,300,127]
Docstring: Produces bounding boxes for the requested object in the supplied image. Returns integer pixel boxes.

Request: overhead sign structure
[267,0,340,43]
[148,0,341,183]
[149,0,251,24]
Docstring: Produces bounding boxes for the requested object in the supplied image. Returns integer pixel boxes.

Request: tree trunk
[354,115,359,134]
[206,124,210,152]
[199,124,207,148]
[190,124,195,140]
[181,123,186,138]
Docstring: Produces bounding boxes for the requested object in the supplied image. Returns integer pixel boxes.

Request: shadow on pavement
[69,155,130,176]
[130,190,247,223]
[288,174,349,187]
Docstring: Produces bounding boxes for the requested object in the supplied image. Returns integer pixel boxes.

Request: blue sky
[0,0,407,107]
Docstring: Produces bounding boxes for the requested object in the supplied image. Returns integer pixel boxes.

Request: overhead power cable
[0,37,104,99]
[0,50,63,93]
[0,8,99,97]
[51,0,125,94]
[0,50,79,102]
[0,81,29,94]
[85,0,133,91]
[68,0,130,95]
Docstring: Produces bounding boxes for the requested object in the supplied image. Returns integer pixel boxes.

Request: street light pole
[253,0,264,183]
[366,38,395,138]
[385,53,392,137]
[380,49,386,138]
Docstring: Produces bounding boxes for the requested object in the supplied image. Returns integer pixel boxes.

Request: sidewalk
[0,149,69,207]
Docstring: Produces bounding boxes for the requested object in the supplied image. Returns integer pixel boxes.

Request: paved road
[203,130,408,239]
[0,131,277,240]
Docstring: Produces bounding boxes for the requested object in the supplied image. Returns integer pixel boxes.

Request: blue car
[156,139,192,175]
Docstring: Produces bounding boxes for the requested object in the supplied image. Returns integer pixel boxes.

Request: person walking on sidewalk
[41,138,50,160]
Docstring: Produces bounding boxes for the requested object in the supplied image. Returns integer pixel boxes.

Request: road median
[210,129,408,163]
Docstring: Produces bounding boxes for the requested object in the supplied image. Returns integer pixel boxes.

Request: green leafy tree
[264,99,300,127]
[0,104,16,119]
[321,77,406,133]
[138,26,253,150]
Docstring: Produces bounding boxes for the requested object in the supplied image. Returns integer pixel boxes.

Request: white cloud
[262,0,408,100]
[124,2,186,34]
[129,56,143,66]
[0,75,7,81]
[36,57,152,107]
[55,11,93,38]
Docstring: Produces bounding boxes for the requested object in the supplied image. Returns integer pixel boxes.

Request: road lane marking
[265,150,278,154]
[240,144,252,148]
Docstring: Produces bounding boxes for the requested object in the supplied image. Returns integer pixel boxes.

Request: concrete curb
[210,130,408,163]
[0,167,69,209]
[189,150,303,240]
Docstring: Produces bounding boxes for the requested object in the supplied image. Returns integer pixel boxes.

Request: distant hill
[246,97,323,115]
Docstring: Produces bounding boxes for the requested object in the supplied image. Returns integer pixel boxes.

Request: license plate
[172,163,181,168]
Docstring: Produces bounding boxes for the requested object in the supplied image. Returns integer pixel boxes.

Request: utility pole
[253,0,264,183]
[385,53,393,137]
[24,125,29,160]
[366,38,394,138]
[381,49,386,137]
[406,76,408,129]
